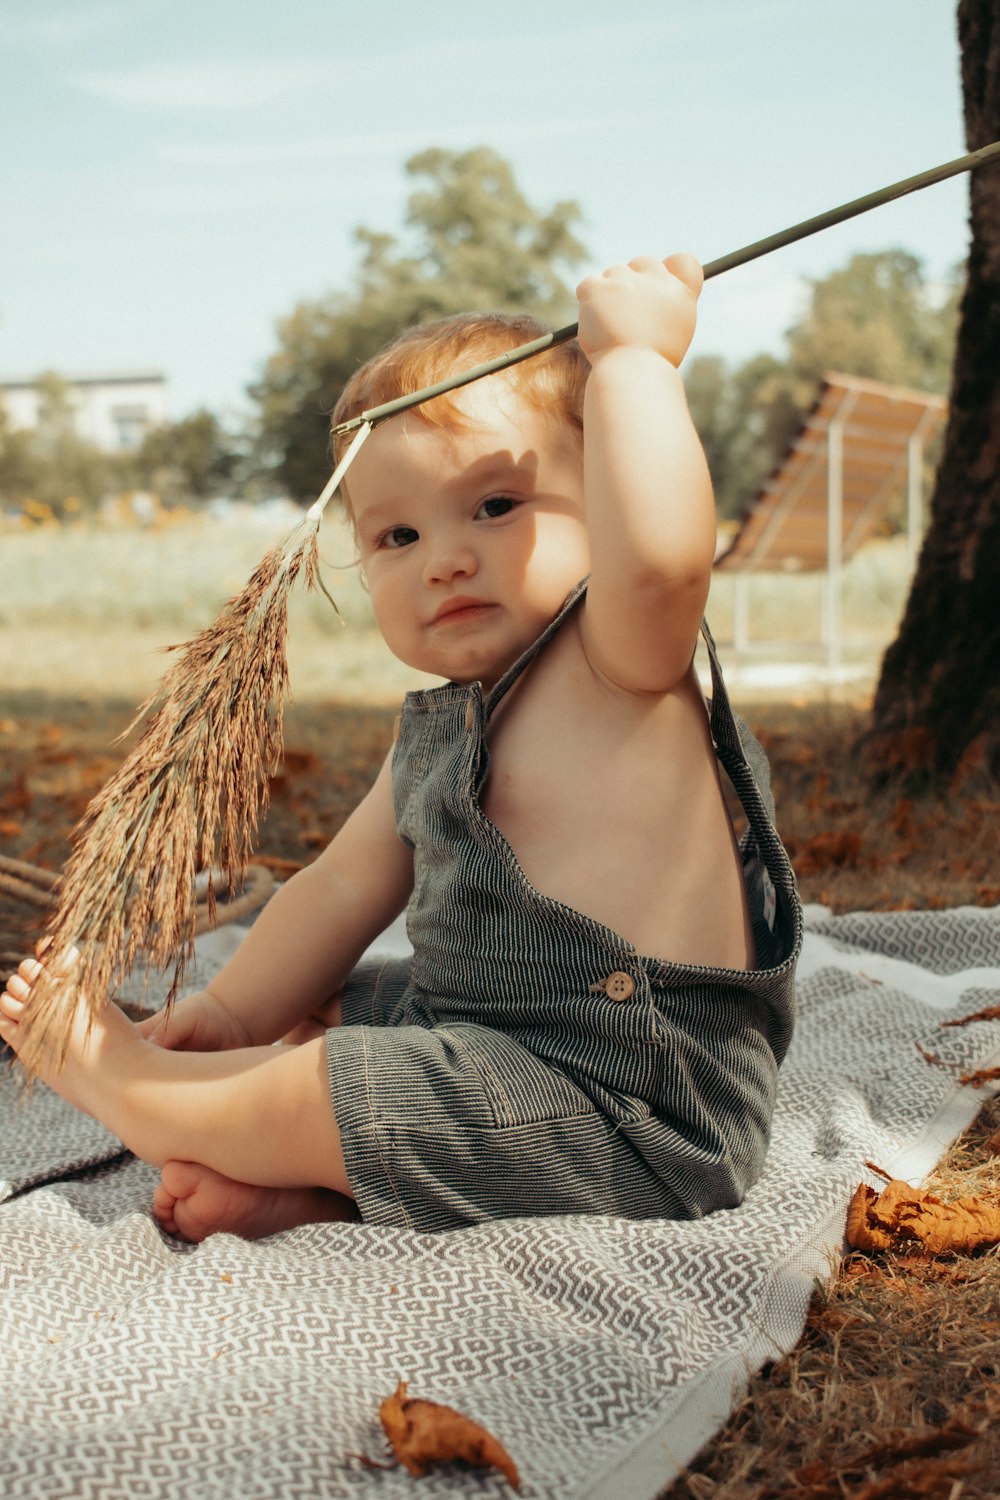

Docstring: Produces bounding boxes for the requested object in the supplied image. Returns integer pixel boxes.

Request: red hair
[330,312,588,471]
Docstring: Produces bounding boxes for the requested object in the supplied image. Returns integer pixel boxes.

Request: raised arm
[575,253,716,693]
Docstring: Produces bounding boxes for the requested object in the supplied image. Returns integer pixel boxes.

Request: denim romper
[326,582,801,1233]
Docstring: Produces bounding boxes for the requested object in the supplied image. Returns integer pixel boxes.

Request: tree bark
[869,0,1000,783]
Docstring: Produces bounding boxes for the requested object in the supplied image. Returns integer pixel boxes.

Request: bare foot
[153,1160,358,1242]
[1,952,140,1132]
[2,952,356,1207]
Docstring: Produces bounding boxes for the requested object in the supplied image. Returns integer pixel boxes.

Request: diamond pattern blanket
[2,904,999,1499]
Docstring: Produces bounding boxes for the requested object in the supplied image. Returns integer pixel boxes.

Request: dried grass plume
[15,424,372,1075]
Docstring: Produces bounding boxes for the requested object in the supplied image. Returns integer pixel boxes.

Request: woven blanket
[2,905,999,1499]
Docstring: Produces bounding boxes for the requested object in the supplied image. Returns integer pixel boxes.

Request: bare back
[481,609,755,971]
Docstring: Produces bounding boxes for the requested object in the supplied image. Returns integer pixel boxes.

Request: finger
[18,958,43,983]
[5,973,31,1002]
[1,987,24,1016]
[32,943,80,980]
[662,252,704,298]
[35,935,54,959]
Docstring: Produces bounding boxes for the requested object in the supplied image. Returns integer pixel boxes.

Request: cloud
[156,117,608,167]
[67,58,326,112]
[138,172,401,216]
[0,2,153,48]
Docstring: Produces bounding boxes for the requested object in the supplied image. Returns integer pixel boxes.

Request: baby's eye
[476,496,518,520]
[379,525,419,549]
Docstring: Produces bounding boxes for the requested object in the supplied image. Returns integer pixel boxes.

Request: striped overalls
[326,584,801,1232]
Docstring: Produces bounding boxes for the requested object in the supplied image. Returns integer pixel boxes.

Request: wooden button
[605,971,635,1001]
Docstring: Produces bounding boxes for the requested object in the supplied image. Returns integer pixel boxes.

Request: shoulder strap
[700,618,749,766]
[484,576,589,719]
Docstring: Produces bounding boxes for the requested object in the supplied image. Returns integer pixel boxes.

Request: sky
[0,1,970,426]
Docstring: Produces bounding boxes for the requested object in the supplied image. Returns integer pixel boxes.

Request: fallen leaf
[0,778,32,815]
[793,831,865,876]
[280,747,322,774]
[958,1064,1000,1088]
[941,1003,1000,1028]
[846,1178,1000,1256]
[889,797,917,836]
[379,1381,520,1487]
[299,828,330,849]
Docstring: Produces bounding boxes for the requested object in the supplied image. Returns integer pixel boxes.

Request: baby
[1,255,801,1241]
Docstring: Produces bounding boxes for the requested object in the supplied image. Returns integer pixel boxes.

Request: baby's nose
[423,536,478,585]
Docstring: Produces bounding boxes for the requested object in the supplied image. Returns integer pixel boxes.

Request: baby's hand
[136,988,252,1052]
[576,253,703,368]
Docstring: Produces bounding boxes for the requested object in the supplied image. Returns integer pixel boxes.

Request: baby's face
[348,379,590,689]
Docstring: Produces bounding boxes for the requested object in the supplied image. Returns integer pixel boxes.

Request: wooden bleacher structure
[713,372,947,672]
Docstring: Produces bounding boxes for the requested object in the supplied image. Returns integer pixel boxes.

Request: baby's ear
[662,253,704,299]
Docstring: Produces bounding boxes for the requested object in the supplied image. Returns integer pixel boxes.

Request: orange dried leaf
[958,1064,1000,1088]
[941,1003,1000,1028]
[793,831,865,876]
[846,1178,1000,1256]
[379,1381,520,1488]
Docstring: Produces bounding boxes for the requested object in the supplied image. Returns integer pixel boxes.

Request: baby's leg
[1,958,355,1223]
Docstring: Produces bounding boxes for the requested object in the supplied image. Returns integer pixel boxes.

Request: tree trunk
[869,0,1000,783]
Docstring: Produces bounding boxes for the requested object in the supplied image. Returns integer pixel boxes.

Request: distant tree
[0,401,40,510]
[128,409,239,505]
[785,249,960,395]
[685,251,961,521]
[685,350,801,521]
[17,373,113,519]
[870,0,1000,782]
[250,146,587,502]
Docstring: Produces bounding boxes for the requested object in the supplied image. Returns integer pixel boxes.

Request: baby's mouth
[430,597,495,625]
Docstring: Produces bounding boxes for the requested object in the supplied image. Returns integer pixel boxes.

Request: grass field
[0,511,914,703]
[2,515,998,1497]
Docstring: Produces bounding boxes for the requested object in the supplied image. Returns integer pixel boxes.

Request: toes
[159,1159,203,1196]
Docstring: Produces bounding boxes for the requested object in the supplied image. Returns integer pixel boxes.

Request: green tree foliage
[0,401,40,510]
[126,409,239,505]
[250,146,587,502]
[685,250,962,520]
[0,373,115,519]
[785,249,960,393]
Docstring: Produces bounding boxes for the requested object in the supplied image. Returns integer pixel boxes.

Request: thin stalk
[331,139,1000,439]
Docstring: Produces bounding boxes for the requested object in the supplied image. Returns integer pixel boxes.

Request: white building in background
[0,372,169,452]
